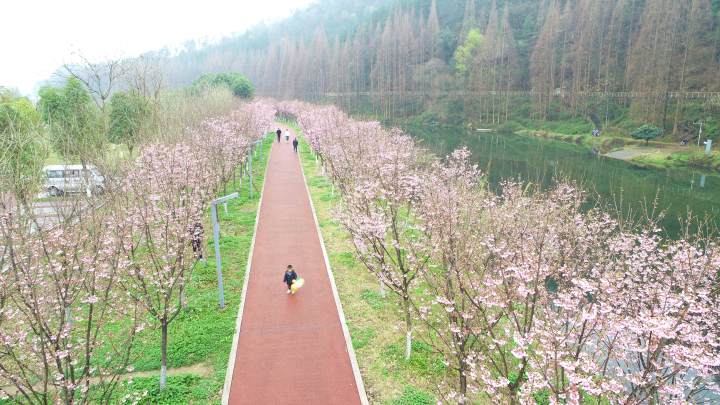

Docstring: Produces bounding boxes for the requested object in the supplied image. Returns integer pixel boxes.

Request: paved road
[27,198,90,230]
[225,130,364,404]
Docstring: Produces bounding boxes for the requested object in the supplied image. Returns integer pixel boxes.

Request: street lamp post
[211,192,239,309]
[247,138,264,199]
[248,146,253,199]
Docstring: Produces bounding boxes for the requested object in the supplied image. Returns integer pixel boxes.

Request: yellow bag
[290,278,305,294]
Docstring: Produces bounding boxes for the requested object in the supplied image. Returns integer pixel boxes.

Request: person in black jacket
[283,265,298,294]
[276,128,282,143]
[292,137,299,152]
[189,221,206,264]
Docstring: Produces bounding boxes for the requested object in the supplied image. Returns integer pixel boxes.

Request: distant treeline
[137,0,720,137]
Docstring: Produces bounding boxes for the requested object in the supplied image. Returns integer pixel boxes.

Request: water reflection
[408,125,720,237]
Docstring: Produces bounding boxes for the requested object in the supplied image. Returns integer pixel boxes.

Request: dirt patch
[604,147,651,160]
[604,145,687,161]
[122,363,212,379]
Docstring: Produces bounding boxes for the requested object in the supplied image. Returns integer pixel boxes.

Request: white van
[43,165,105,196]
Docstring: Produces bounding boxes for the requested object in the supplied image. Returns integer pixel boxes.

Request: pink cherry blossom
[280,100,720,404]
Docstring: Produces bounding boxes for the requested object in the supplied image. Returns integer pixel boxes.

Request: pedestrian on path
[283,265,298,294]
[276,129,282,143]
[285,130,290,142]
[189,221,206,264]
[292,137,299,152]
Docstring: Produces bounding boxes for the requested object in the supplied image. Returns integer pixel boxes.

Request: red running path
[224,130,365,404]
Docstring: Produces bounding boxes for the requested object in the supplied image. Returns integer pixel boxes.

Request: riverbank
[625,149,720,172]
[517,129,720,173]
[405,121,719,237]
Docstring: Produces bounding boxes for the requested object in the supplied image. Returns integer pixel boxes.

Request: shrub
[631,124,662,144]
[191,73,254,99]
[496,121,522,135]
[688,153,713,169]
[230,76,254,99]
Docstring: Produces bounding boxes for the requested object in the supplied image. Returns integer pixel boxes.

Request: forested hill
[149,0,720,137]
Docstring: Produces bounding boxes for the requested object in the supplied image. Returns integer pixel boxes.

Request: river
[407,124,720,238]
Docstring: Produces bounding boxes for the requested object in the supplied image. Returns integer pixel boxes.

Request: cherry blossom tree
[118,103,273,389]
[414,148,488,403]
[472,184,720,404]
[337,131,428,360]
[587,233,720,404]
[0,99,276,400]
[0,203,140,404]
[283,100,720,403]
[119,141,216,389]
[287,101,429,360]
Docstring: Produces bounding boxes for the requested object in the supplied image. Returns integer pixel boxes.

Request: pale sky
[0,0,316,96]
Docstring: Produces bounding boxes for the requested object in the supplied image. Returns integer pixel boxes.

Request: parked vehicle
[43,165,105,196]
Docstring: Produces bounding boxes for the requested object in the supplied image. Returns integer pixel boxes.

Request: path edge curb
[221,137,271,405]
[298,142,370,405]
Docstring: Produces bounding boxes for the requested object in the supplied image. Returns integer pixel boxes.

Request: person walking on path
[189,221,206,264]
[292,137,299,152]
[285,129,290,142]
[276,128,282,143]
[225,127,365,403]
[283,265,298,294]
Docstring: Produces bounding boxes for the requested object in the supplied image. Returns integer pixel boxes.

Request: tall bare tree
[63,53,127,111]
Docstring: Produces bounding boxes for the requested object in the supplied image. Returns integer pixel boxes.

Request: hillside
[139,0,720,140]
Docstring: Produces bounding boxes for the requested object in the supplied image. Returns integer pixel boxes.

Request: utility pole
[247,137,265,199]
[695,121,704,147]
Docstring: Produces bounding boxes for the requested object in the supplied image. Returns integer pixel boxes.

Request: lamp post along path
[249,147,253,199]
[247,137,264,199]
[214,137,265,309]
[211,192,240,309]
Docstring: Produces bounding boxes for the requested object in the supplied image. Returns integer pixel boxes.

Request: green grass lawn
[292,124,440,405]
[101,135,272,404]
[631,150,720,172]
[516,128,720,174]
[518,129,644,153]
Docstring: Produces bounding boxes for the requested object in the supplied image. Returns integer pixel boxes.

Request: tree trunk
[459,358,468,404]
[160,319,168,388]
[454,327,469,403]
[673,40,690,135]
[81,161,92,198]
[404,297,412,360]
